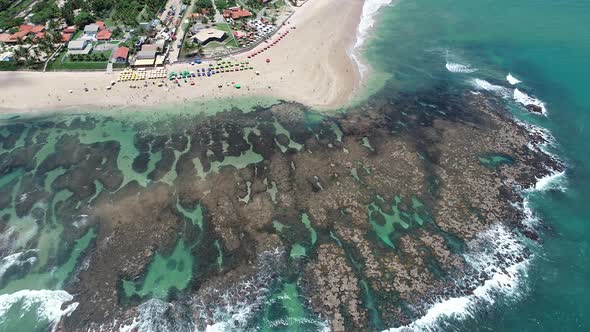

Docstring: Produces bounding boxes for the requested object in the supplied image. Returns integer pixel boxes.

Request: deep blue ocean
[365,0,589,330]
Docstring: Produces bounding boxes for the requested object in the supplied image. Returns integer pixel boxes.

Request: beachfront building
[61,33,73,43]
[83,24,100,38]
[113,47,130,63]
[0,33,11,44]
[133,50,157,67]
[0,25,45,43]
[222,7,252,20]
[192,28,227,45]
[67,40,93,55]
[97,30,113,41]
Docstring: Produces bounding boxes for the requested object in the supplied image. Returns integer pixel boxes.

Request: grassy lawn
[225,39,239,48]
[72,30,83,40]
[214,23,233,33]
[46,61,108,71]
[45,49,111,71]
[104,18,116,28]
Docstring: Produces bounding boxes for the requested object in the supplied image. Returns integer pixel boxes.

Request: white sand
[0,0,365,113]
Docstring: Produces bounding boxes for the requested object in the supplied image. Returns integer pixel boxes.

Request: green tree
[13,47,29,66]
[74,12,96,27]
[0,0,10,11]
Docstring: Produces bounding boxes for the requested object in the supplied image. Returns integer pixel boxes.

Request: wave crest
[386,224,529,332]
[446,62,477,73]
[514,88,547,115]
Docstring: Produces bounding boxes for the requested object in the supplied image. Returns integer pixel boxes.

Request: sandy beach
[0,0,366,113]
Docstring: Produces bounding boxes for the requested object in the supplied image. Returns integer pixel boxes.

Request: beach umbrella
[266,58,270,63]
[235,84,241,89]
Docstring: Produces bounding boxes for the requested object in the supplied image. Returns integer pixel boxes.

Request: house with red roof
[113,46,129,63]
[223,7,252,20]
[96,29,112,41]
[63,26,77,34]
[95,21,106,31]
[3,25,46,43]
[9,30,30,42]
[61,33,73,43]
[31,25,45,34]
[19,25,34,33]
[0,33,11,43]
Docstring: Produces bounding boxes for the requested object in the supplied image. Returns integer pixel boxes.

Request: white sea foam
[0,250,37,280]
[513,88,547,115]
[118,299,192,332]
[506,73,522,85]
[471,78,511,97]
[351,0,393,76]
[0,289,78,331]
[446,62,477,73]
[386,224,529,332]
[533,170,566,192]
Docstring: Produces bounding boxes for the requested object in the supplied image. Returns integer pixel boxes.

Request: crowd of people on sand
[58,26,300,105]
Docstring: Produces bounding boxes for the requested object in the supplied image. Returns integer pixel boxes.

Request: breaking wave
[0,289,78,331]
[352,0,394,76]
[446,62,477,73]
[506,73,522,85]
[471,78,511,97]
[386,224,529,332]
[514,88,547,115]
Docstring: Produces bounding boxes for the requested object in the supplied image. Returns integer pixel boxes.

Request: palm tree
[13,47,29,66]
[195,43,204,56]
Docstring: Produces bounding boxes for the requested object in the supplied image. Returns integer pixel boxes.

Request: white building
[67,40,93,55]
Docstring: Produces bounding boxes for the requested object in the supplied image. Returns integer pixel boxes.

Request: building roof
[114,46,129,59]
[134,58,156,66]
[95,21,106,30]
[31,25,44,33]
[63,26,77,33]
[67,44,93,55]
[19,25,34,33]
[0,33,11,43]
[34,32,45,40]
[84,24,99,33]
[141,44,159,52]
[61,33,73,42]
[223,7,252,19]
[96,30,112,40]
[193,28,226,44]
[68,40,87,50]
[10,30,29,41]
[136,50,156,59]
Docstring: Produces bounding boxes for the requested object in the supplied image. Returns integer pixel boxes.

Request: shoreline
[0,0,377,114]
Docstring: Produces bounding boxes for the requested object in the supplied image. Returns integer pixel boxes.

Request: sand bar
[0,0,365,114]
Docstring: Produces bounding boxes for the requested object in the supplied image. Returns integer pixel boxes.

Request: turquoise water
[0,0,589,330]
[365,0,589,330]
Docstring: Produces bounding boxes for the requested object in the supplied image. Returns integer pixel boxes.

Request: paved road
[211,0,226,24]
[167,0,192,63]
